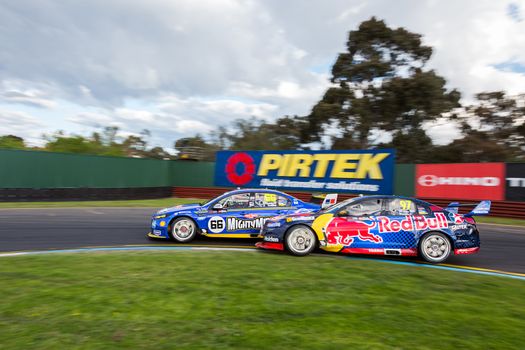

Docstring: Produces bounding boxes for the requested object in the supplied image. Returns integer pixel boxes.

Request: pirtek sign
[214,150,395,194]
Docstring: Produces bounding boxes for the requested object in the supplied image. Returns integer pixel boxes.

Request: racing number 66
[210,219,224,230]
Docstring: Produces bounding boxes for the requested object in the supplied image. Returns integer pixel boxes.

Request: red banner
[415,163,505,200]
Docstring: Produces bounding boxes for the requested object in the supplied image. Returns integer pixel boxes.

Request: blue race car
[148,189,337,242]
[257,195,490,263]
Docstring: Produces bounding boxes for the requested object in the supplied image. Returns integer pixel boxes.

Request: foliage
[0,135,25,150]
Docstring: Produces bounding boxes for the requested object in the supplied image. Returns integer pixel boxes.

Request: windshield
[318,197,360,214]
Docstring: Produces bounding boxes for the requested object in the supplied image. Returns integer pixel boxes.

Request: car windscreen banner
[416,163,505,200]
[506,163,525,201]
[214,149,395,194]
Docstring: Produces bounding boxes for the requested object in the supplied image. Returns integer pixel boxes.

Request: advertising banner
[506,163,525,201]
[415,163,505,200]
[214,149,395,194]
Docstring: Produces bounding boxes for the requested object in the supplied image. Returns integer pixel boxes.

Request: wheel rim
[422,234,450,262]
[172,219,194,240]
[287,227,315,254]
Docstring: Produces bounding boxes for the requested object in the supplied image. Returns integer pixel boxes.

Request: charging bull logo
[325,218,382,245]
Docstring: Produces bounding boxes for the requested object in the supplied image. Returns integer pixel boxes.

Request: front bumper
[147,231,169,239]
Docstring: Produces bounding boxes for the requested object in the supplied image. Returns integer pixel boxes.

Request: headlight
[151,221,156,228]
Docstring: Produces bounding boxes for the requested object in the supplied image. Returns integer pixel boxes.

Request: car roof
[220,188,293,196]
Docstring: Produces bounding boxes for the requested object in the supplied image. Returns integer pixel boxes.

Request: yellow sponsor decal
[257,153,389,179]
[264,193,277,202]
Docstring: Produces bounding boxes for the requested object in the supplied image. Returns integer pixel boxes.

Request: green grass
[0,251,523,349]
[0,197,204,208]
[475,216,525,226]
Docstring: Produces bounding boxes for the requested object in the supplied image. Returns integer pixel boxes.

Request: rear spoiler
[310,193,339,209]
[446,200,491,217]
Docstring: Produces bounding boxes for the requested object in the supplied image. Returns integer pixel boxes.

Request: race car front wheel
[170,217,198,243]
[419,232,451,263]
[285,225,317,256]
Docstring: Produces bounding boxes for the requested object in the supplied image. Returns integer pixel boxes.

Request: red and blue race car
[256,195,490,263]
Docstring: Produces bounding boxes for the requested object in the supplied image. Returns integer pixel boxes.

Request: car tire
[285,225,317,256]
[169,217,198,243]
[418,232,452,263]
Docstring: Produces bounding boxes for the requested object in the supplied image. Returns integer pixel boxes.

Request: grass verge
[0,251,523,349]
[475,216,525,226]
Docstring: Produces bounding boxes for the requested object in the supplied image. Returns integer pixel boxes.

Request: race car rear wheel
[170,217,198,243]
[419,232,451,263]
[285,225,317,256]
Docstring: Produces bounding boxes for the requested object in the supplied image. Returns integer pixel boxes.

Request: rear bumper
[255,241,285,251]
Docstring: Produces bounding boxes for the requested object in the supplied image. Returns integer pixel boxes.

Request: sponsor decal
[208,216,226,233]
[215,150,395,194]
[326,219,380,246]
[153,230,162,235]
[244,213,259,219]
[226,217,269,231]
[377,213,448,233]
[151,221,156,228]
[264,236,279,242]
[266,222,281,228]
[285,215,316,222]
[450,224,468,231]
[416,163,505,200]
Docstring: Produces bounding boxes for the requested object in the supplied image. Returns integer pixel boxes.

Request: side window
[253,192,291,208]
[385,198,417,216]
[218,193,252,209]
[339,198,383,217]
[416,204,430,216]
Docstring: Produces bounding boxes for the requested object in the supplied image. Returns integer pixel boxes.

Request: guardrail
[172,187,525,219]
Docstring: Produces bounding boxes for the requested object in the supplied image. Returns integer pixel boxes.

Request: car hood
[155,203,202,216]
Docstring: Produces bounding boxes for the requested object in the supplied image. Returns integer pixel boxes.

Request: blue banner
[214,149,395,194]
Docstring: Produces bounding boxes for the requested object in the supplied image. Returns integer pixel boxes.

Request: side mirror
[212,203,223,210]
[337,210,349,217]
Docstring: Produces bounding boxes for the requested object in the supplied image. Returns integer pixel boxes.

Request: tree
[174,135,219,161]
[0,135,26,150]
[301,17,460,161]
[216,117,302,151]
[436,92,525,162]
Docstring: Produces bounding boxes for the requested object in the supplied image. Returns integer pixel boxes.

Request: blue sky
[1,0,524,151]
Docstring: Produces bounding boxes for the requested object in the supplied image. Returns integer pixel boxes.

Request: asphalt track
[0,207,524,274]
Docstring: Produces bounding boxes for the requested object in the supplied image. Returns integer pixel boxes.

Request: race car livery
[148,189,335,242]
[256,195,490,263]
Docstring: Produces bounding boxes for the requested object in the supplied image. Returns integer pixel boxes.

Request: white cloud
[0,0,524,148]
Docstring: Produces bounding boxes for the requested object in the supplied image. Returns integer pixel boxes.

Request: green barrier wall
[170,161,215,187]
[0,149,170,188]
[0,149,413,193]
[394,164,415,196]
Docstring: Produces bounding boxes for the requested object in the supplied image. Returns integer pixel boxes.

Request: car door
[380,198,419,249]
[248,191,296,231]
[325,198,383,248]
[204,192,254,235]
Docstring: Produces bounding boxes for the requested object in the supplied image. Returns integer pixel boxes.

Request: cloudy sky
[1,0,524,151]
